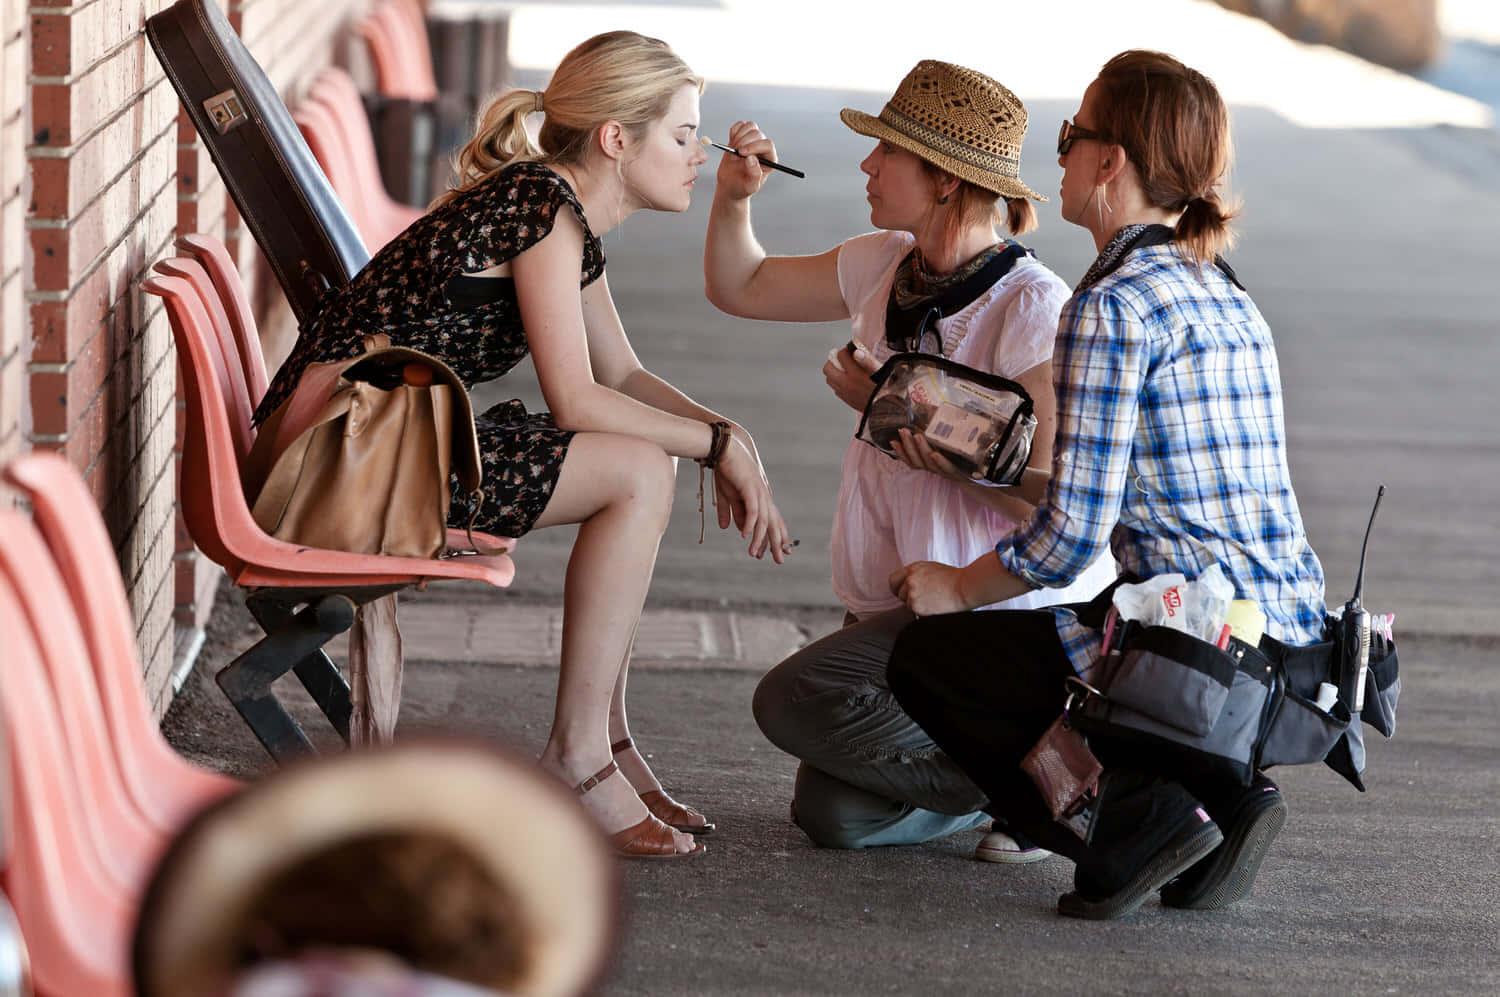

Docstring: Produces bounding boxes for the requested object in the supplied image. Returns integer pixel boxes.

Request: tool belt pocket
[1256,637,1347,768]
[1103,625,1238,736]
[1072,622,1274,787]
[1360,636,1400,737]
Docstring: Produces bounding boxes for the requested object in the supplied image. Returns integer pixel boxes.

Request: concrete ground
[165,2,1500,993]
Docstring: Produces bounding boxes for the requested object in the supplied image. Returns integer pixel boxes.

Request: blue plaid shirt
[995,244,1327,675]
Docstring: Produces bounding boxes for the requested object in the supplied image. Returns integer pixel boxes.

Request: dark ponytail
[1174,192,1236,261]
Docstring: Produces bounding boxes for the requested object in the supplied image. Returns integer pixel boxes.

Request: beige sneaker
[974,829,1053,864]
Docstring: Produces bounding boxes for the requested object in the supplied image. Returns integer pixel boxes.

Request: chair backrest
[294,99,374,252]
[1,452,239,832]
[0,514,163,894]
[307,67,423,248]
[0,559,135,997]
[358,1,438,101]
[144,273,255,577]
[152,257,257,465]
[173,234,268,406]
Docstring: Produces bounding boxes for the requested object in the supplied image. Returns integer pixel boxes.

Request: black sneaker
[1160,774,1286,910]
[1057,809,1223,920]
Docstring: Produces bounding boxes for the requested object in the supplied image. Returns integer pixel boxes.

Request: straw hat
[841,60,1046,201]
[133,740,619,997]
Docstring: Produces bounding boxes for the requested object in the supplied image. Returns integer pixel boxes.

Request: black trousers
[888,607,1237,894]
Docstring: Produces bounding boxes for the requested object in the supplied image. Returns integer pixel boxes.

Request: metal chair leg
[245,592,355,743]
[221,594,356,763]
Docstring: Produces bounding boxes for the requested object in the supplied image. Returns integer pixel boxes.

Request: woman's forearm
[617,367,724,425]
[549,378,717,459]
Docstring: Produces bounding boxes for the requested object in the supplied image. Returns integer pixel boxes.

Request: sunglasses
[1057,120,1104,156]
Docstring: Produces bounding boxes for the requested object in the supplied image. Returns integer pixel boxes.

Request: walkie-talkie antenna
[1351,484,1386,606]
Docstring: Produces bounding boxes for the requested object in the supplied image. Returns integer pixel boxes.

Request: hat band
[877,105,1021,180]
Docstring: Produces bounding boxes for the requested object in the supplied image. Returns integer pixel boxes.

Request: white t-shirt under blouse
[830,230,1117,618]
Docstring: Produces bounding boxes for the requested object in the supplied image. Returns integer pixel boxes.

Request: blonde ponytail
[431,89,543,210]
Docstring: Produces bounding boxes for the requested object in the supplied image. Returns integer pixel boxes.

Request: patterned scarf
[1075,224,1152,293]
[892,243,1006,309]
[885,241,1029,354]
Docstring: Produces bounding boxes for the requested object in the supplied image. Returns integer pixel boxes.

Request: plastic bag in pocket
[855,352,1036,485]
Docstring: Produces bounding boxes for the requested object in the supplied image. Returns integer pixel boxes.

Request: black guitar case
[146,0,370,322]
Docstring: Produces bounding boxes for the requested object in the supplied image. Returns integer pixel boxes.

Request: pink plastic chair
[0,513,166,895]
[143,268,514,762]
[2,452,241,832]
[293,100,368,242]
[0,549,136,997]
[358,0,439,101]
[306,67,423,248]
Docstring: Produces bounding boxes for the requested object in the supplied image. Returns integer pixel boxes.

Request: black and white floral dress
[252,161,606,537]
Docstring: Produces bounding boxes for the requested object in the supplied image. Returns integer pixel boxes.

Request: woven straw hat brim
[134,741,619,997]
[841,107,1047,202]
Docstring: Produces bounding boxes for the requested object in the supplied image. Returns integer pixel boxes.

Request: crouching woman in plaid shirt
[884,50,1328,920]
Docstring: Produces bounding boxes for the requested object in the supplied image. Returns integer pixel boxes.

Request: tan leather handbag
[248,335,484,559]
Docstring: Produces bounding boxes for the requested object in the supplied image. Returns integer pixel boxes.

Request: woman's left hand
[712,436,793,563]
[823,341,880,412]
[889,560,973,616]
[891,428,970,482]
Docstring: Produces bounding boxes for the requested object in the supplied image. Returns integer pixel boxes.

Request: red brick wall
[3,0,368,714]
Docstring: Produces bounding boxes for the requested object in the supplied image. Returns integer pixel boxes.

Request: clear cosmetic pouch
[855,352,1036,485]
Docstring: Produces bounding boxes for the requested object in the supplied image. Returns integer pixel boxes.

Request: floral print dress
[252,161,606,537]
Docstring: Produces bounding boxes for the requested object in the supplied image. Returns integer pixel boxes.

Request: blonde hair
[432,30,703,210]
[1092,50,1239,262]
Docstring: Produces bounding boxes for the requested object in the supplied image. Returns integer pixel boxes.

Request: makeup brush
[701,137,805,179]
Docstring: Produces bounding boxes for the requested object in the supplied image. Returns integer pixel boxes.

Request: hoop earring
[1095,184,1112,229]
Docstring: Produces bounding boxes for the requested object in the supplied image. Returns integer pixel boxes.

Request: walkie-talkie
[1339,485,1385,713]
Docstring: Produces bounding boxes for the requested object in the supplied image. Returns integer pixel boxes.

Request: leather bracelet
[696,420,732,470]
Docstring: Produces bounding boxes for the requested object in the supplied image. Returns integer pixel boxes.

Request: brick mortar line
[25,122,178,225]
[26,74,173,158]
[28,21,163,90]
[24,169,178,302]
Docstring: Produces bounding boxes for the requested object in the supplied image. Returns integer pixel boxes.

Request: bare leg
[530,432,694,853]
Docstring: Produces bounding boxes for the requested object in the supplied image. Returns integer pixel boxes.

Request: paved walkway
[323,592,839,672]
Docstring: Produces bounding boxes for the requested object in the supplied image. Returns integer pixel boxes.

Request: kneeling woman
[888,51,1328,917]
[704,61,1113,852]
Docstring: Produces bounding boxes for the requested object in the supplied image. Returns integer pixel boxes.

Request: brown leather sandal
[574,759,704,859]
[611,738,716,835]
